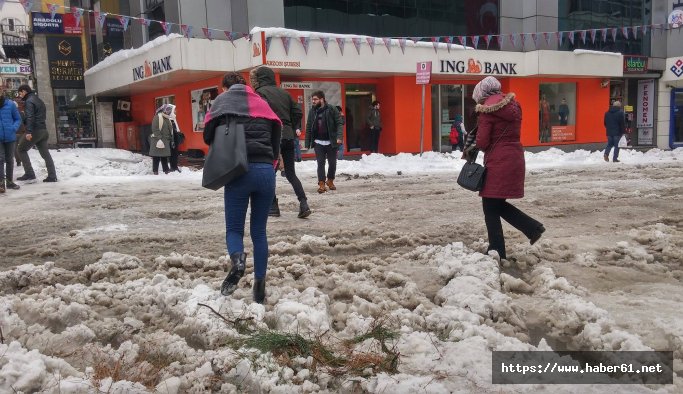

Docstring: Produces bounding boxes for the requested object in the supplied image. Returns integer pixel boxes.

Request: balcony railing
[1,24,31,59]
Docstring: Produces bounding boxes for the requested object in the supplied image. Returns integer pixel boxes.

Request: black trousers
[370,128,381,153]
[169,145,179,170]
[314,143,337,182]
[152,157,169,173]
[277,139,307,202]
[482,197,542,260]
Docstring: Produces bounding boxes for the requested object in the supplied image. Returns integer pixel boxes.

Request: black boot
[221,253,247,296]
[529,225,546,245]
[269,197,281,217]
[298,199,311,218]
[253,277,266,304]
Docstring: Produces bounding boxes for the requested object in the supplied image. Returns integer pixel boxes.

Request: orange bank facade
[84,28,623,156]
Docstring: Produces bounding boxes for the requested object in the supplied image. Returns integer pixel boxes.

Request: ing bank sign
[132,56,173,81]
[439,58,518,75]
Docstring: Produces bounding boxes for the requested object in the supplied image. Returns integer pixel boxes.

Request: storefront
[85,29,624,156]
[662,56,683,149]
[0,62,32,96]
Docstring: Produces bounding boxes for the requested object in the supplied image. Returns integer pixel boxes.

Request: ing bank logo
[143,60,152,78]
[58,40,72,56]
[466,59,482,73]
[252,42,261,57]
[671,59,683,78]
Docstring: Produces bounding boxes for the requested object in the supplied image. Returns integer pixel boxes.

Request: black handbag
[457,125,509,192]
[457,157,486,191]
[202,116,248,190]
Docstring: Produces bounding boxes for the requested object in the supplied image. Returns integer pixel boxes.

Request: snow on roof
[574,49,622,57]
[84,33,183,76]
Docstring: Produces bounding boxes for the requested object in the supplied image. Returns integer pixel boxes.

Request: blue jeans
[604,135,621,160]
[224,163,275,280]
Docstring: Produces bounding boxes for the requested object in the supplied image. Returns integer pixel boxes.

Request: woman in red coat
[463,76,545,261]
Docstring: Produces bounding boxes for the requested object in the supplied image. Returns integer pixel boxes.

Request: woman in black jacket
[203,73,282,304]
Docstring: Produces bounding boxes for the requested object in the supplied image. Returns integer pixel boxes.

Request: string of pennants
[6,0,683,54]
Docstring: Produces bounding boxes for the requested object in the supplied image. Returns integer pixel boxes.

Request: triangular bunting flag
[610,28,617,41]
[494,35,501,49]
[410,37,421,44]
[398,38,407,54]
[19,0,33,13]
[642,24,649,37]
[579,30,586,45]
[0,0,5,9]
[458,36,466,47]
[484,35,492,49]
[118,16,130,31]
[265,37,272,53]
[590,29,597,43]
[543,32,551,45]
[299,36,310,54]
[336,37,346,55]
[71,7,84,27]
[431,37,439,53]
[531,33,538,48]
[567,30,575,45]
[97,12,108,29]
[352,37,361,55]
[48,3,59,19]
[445,36,453,52]
[181,25,193,39]
[621,26,629,39]
[600,28,608,41]
[508,33,516,48]
[161,21,172,35]
[202,27,213,40]
[382,37,392,53]
[366,37,376,54]
[557,31,563,46]
[471,35,479,49]
[281,36,291,55]
[520,33,527,49]
[139,18,151,27]
[633,26,640,39]
[320,37,330,54]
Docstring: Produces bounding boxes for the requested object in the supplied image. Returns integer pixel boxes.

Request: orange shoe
[317,181,327,193]
[326,179,336,190]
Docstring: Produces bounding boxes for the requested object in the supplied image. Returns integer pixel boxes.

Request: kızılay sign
[439,59,518,75]
[132,56,173,81]
[624,56,648,73]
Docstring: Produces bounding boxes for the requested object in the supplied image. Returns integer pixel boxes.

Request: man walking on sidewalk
[250,66,311,218]
[16,85,57,182]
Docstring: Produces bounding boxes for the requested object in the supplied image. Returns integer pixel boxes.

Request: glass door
[672,89,683,148]
[432,85,464,152]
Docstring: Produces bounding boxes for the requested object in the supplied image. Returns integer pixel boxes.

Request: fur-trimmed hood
[475,93,516,114]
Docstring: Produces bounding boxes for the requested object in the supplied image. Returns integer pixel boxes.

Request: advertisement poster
[46,36,85,89]
[31,12,82,35]
[551,125,576,142]
[191,87,219,132]
[636,79,654,128]
[638,128,654,145]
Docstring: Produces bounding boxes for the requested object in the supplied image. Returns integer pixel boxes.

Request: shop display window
[54,88,95,143]
[538,83,577,143]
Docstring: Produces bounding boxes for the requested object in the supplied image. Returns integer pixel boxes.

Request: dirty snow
[0,147,681,393]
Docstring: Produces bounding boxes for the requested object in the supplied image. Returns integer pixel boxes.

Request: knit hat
[472,76,502,104]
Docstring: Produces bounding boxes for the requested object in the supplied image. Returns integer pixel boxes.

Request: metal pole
[419,84,425,156]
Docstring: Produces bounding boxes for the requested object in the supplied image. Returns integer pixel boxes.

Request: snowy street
[0,147,681,393]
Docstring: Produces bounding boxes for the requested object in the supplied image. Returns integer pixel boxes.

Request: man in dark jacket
[305,91,343,193]
[16,85,57,182]
[603,100,625,163]
[250,66,311,219]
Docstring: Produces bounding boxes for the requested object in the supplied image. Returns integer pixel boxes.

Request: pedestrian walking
[250,66,311,218]
[304,91,343,193]
[0,85,22,192]
[16,85,57,183]
[603,100,625,163]
[203,72,282,304]
[463,76,545,261]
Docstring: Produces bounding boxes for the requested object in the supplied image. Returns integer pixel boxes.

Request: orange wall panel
[383,76,432,154]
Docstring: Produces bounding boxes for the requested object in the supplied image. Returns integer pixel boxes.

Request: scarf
[204,84,281,126]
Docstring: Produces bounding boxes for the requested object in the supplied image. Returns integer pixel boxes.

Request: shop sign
[439,59,518,75]
[624,56,648,73]
[636,79,654,128]
[265,60,301,68]
[132,56,173,81]
[31,12,82,35]
[281,82,313,89]
[670,58,683,78]
[0,65,32,74]
[638,128,654,145]
[551,125,576,142]
[46,36,85,89]
[416,61,432,84]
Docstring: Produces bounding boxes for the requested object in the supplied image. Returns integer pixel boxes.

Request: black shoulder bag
[202,116,248,190]
[457,125,508,192]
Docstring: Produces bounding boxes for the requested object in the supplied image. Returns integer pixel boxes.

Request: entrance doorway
[431,84,477,152]
[345,84,376,152]
[672,89,683,148]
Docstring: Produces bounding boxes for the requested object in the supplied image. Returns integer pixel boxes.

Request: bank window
[54,88,95,143]
[539,83,576,143]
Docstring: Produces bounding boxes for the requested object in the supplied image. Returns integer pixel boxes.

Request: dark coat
[251,67,302,140]
[305,104,343,149]
[22,92,47,134]
[475,93,525,199]
[204,116,280,164]
[149,113,172,157]
[604,107,625,137]
[0,97,22,142]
